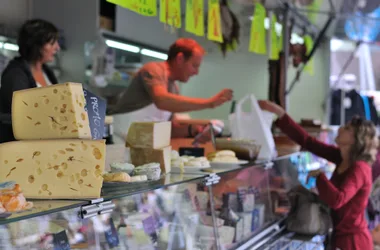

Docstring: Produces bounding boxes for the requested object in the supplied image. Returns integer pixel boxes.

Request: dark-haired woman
[0,19,60,143]
[259,100,378,250]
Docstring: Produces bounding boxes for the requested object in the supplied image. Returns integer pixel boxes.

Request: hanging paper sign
[249,3,266,55]
[107,0,156,16]
[306,0,323,24]
[160,0,181,28]
[129,0,157,16]
[207,0,223,42]
[269,14,279,60]
[186,0,204,36]
[304,35,314,75]
[106,0,130,8]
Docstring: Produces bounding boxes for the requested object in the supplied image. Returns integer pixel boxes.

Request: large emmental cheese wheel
[12,83,92,140]
[126,121,171,149]
[0,139,106,199]
[130,146,171,173]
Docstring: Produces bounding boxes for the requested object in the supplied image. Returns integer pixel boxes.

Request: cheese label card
[52,230,70,250]
[104,218,119,248]
[83,88,106,140]
[179,147,204,157]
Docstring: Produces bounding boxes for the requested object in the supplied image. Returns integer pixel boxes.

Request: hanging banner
[249,3,266,55]
[186,0,205,36]
[107,0,156,16]
[307,0,323,24]
[304,35,314,75]
[129,0,157,16]
[106,0,130,8]
[269,14,279,60]
[160,0,181,28]
[207,0,223,43]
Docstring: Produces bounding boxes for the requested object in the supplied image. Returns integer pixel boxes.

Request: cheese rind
[12,83,91,140]
[130,146,171,173]
[126,122,171,149]
[0,139,106,199]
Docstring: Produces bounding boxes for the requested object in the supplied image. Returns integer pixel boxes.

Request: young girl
[259,100,378,250]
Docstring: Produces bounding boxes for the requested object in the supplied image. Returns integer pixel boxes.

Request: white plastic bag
[229,94,276,160]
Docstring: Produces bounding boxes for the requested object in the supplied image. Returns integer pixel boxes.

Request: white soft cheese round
[110,162,135,174]
[133,163,161,180]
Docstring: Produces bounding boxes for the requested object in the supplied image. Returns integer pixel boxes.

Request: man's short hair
[167,38,205,61]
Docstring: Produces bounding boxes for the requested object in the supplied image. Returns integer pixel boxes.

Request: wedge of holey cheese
[126,121,171,149]
[0,140,106,199]
[130,146,171,173]
[12,83,91,140]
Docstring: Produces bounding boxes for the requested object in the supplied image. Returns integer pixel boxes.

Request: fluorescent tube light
[0,42,3,49]
[141,49,168,60]
[105,39,140,53]
[2,43,18,51]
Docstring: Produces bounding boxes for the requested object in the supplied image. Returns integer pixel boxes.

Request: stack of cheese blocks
[126,122,172,174]
[0,83,106,199]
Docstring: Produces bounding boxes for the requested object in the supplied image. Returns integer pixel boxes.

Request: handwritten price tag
[129,0,157,16]
[160,0,181,28]
[83,89,106,140]
[269,14,279,60]
[207,0,223,42]
[186,0,204,36]
[107,0,156,16]
[249,3,266,54]
[106,0,130,8]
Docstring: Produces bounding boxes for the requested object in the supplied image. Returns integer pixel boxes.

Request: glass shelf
[102,173,208,200]
[0,200,87,226]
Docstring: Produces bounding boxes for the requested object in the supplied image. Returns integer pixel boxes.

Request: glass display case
[0,152,326,250]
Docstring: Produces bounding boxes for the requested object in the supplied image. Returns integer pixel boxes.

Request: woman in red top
[259,100,378,250]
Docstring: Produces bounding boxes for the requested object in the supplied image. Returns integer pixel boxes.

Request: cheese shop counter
[0,151,316,250]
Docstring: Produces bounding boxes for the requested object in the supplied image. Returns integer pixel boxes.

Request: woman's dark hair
[349,116,379,164]
[17,19,59,63]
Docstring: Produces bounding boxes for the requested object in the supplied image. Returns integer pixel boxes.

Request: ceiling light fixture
[105,39,140,53]
[141,49,168,60]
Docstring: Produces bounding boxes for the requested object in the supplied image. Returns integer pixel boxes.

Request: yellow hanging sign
[307,0,323,24]
[269,14,279,60]
[107,0,156,16]
[128,0,157,16]
[249,3,267,55]
[160,0,181,28]
[186,0,204,36]
[106,0,130,8]
[304,35,314,75]
[207,0,223,43]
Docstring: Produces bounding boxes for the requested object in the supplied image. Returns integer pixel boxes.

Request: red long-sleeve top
[276,114,373,250]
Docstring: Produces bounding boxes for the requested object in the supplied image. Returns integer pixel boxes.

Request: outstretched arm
[259,100,341,164]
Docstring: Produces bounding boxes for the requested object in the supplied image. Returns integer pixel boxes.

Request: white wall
[115,6,330,122]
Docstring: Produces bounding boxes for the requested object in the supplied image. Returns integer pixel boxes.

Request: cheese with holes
[130,146,171,173]
[0,139,106,199]
[12,83,91,140]
[126,122,171,149]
